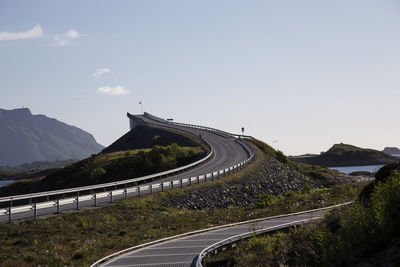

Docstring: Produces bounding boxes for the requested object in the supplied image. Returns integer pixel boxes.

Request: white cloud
[97,86,130,96]
[93,68,111,78]
[54,29,83,46]
[66,30,81,39]
[0,25,44,41]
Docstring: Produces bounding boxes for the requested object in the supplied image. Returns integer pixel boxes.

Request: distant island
[290,143,398,167]
[0,108,104,166]
[382,147,400,156]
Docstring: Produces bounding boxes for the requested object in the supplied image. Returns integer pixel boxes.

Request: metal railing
[144,112,254,139]
[196,202,352,266]
[90,202,351,267]
[0,114,256,222]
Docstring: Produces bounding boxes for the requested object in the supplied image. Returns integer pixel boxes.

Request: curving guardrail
[144,112,255,139]
[196,202,352,266]
[90,202,351,267]
[0,114,256,222]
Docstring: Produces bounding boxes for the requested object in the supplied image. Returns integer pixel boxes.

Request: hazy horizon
[1,1,399,155]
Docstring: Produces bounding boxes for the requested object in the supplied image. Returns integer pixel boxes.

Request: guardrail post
[137,186,141,196]
[180,179,183,188]
[161,182,164,192]
[150,184,153,194]
[124,185,128,199]
[189,177,192,185]
[171,181,174,189]
[8,207,11,223]
[197,176,200,183]
[46,195,49,202]
[76,193,79,210]
[56,199,60,214]
[33,203,37,219]
[109,191,113,203]
[93,194,97,207]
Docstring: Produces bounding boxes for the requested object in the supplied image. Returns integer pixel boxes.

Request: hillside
[0,108,104,166]
[0,137,364,266]
[102,125,203,153]
[290,143,398,167]
[0,125,207,196]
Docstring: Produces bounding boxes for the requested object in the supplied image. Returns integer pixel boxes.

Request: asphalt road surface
[100,210,323,267]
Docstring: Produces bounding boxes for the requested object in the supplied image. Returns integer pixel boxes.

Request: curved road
[137,115,250,185]
[0,114,250,222]
[95,209,326,267]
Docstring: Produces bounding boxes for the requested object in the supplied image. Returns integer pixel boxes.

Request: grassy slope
[102,125,207,154]
[0,124,208,196]
[249,138,351,185]
[0,144,204,197]
[0,140,363,266]
[205,167,400,266]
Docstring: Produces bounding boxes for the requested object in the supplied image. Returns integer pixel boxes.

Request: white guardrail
[90,202,352,267]
[144,112,255,140]
[0,113,256,222]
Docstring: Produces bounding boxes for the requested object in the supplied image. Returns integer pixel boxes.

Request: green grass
[0,177,365,267]
[0,138,366,266]
[0,144,205,196]
[205,171,400,266]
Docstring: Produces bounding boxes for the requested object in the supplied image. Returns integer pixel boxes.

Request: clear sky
[1,0,399,155]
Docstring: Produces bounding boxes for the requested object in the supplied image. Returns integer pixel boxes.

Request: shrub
[89,167,106,181]
[255,194,276,208]
[152,135,161,146]
[276,150,288,163]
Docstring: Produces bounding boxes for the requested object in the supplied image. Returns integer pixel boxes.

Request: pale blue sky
[1,0,399,155]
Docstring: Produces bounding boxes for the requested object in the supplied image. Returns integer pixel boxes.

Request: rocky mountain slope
[0,108,103,166]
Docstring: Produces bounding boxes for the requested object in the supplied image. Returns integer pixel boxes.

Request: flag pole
[139,101,144,114]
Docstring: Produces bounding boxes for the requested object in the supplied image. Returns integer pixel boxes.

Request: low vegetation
[0,144,205,196]
[0,137,370,266]
[205,164,400,266]
[0,180,364,266]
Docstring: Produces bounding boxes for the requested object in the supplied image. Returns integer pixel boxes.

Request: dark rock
[164,153,325,210]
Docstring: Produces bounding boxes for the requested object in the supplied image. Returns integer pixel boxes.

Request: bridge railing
[0,115,256,223]
[90,202,350,267]
[195,202,352,267]
[144,112,254,140]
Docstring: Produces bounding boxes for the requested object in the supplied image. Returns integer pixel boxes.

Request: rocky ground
[163,150,329,210]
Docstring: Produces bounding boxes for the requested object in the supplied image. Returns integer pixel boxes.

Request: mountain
[0,108,104,166]
[382,147,400,156]
[290,143,398,167]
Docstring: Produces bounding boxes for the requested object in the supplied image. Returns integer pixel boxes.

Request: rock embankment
[163,152,324,210]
